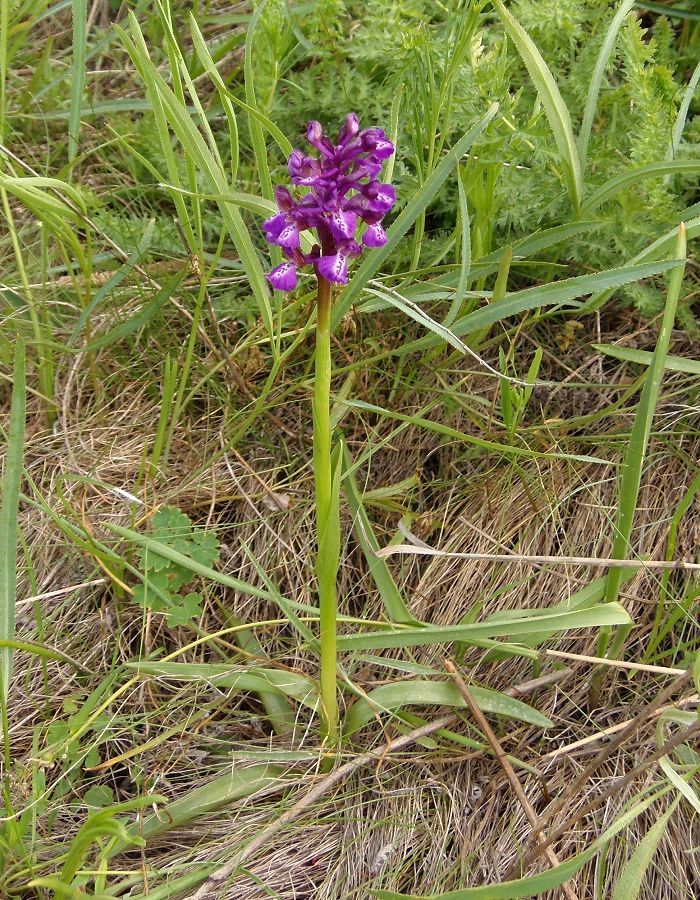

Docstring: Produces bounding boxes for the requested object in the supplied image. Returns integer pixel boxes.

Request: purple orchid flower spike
[262,113,396,291]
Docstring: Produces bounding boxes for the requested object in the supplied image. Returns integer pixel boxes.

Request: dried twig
[541,693,699,760]
[444,661,578,900]
[532,669,691,834]
[377,542,700,571]
[519,720,700,873]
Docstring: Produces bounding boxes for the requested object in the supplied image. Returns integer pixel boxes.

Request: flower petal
[274,185,294,212]
[328,210,357,240]
[361,128,394,160]
[362,223,387,248]
[306,120,335,157]
[362,181,396,214]
[267,262,298,292]
[262,211,287,238]
[288,150,321,185]
[338,112,360,146]
[274,222,301,251]
[315,253,348,284]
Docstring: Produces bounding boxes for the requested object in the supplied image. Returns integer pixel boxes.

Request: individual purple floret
[262,113,396,290]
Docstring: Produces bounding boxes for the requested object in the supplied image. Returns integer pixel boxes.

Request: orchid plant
[263,114,396,745]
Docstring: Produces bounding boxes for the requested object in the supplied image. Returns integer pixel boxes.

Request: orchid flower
[262,113,396,291]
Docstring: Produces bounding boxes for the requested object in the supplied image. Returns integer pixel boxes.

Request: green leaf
[581,161,700,214]
[125,661,319,710]
[342,442,417,625]
[344,680,552,737]
[84,271,186,353]
[106,765,284,860]
[395,259,682,360]
[602,226,687,654]
[84,785,115,809]
[580,215,700,312]
[336,603,631,651]
[0,339,25,700]
[449,260,682,338]
[492,0,581,210]
[667,60,700,167]
[342,399,611,466]
[69,0,87,161]
[592,343,700,376]
[165,592,202,627]
[611,802,678,900]
[331,103,499,329]
[578,0,635,170]
[117,15,274,342]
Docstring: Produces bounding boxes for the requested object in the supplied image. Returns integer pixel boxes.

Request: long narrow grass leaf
[336,602,631,651]
[581,161,700,214]
[344,681,552,737]
[592,343,700,375]
[611,803,678,900]
[68,0,87,161]
[578,0,635,170]
[492,0,581,209]
[604,226,687,612]
[331,103,499,329]
[341,443,416,624]
[0,339,26,698]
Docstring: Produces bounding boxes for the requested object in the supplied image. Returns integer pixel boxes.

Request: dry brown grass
[3,290,699,898]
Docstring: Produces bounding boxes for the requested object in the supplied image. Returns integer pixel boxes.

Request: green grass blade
[343,399,611,465]
[68,218,155,346]
[331,103,499,329]
[0,339,25,699]
[0,0,8,141]
[491,0,581,210]
[365,283,469,353]
[444,169,471,326]
[635,1,700,20]
[244,0,274,203]
[336,602,631,651]
[106,764,283,857]
[344,681,552,737]
[125,661,319,710]
[580,215,700,311]
[84,271,187,353]
[188,12,240,181]
[667,59,700,167]
[592,343,700,375]
[611,802,678,900]
[578,0,635,171]
[68,0,87,161]
[117,15,274,342]
[581,160,700,214]
[392,258,681,360]
[341,443,416,624]
[602,225,687,653]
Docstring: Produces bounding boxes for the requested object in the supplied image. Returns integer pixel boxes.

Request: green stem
[314,274,338,747]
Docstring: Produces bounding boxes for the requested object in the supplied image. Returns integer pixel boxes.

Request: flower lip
[362,223,387,248]
[267,262,299,291]
[315,253,349,284]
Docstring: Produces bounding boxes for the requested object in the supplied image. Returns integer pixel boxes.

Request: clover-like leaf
[190,529,220,567]
[165,592,202,627]
[151,506,192,537]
